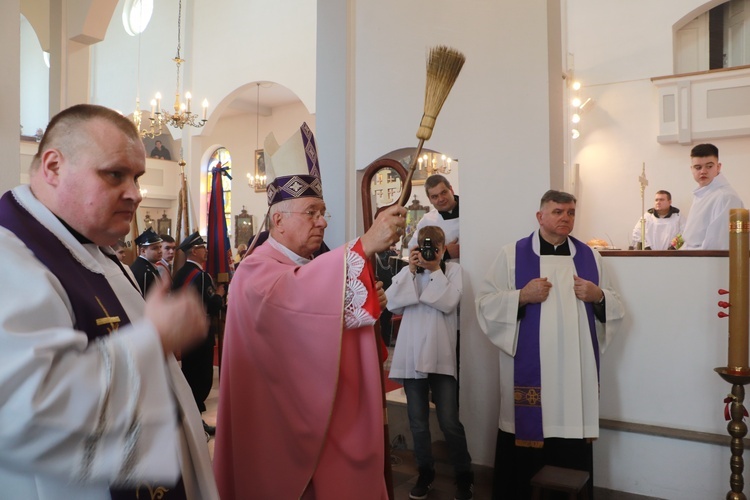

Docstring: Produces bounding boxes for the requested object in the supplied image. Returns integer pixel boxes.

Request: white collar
[268,235,312,266]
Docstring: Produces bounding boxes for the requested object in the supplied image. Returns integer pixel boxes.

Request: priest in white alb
[476,189,624,499]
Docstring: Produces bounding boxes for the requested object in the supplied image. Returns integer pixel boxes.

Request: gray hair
[539,189,576,209]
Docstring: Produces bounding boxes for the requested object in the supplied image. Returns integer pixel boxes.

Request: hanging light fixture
[417,151,455,175]
[131,0,159,138]
[149,0,208,131]
[247,83,267,191]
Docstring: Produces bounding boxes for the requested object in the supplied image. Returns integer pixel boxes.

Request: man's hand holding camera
[409,237,443,274]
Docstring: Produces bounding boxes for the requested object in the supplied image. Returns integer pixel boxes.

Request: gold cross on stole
[95,297,121,333]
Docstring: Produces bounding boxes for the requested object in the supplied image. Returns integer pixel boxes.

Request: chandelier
[246,83,266,190]
[247,172,266,190]
[134,0,208,135]
[417,151,455,175]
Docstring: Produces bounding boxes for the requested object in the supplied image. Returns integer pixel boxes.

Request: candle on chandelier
[202,99,209,120]
[185,92,192,113]
[155,92,162,113]
[728,208,750,372]
[150,99,156,115]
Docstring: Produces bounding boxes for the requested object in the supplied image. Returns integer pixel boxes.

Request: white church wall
[595,430,726,499]
[335,0,563,468]
[191,0,317,117]
[569,0,750,249]
[20,15,49,137]
[569,1,750,496]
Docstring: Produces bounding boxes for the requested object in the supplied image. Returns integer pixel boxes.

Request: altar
[594,250,736,498]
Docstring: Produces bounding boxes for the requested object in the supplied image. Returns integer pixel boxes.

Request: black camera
[419,237,437,261]
[416,237,437,274]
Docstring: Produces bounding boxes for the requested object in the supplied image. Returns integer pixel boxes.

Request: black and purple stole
[0,192,131,340]
[513,232,600,447]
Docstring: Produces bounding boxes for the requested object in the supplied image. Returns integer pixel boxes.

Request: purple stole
[514,232,600,447]
[0,192,187,500]
[0,192,132,340]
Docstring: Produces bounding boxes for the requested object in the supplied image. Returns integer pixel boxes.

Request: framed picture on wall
[254,149,266,193]
[399,153,429,186]
[156,211,172,236]
[411,166,430,186]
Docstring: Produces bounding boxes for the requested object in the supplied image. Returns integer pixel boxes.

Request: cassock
[475,231,624,496]
[214,236,387,500]
[0,185,217,499]
[682,174,744,250]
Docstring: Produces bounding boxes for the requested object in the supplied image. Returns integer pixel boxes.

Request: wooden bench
[530,465,590,500]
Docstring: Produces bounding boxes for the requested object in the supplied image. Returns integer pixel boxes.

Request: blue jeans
[403,374,472,473]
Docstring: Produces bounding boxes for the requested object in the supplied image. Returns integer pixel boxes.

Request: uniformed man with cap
[172,231,225,437]
[130,227,163,296]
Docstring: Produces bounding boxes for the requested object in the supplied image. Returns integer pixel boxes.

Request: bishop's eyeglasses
[280,209,332,221]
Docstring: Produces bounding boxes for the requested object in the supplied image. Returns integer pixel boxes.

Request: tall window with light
[206,147,232,237]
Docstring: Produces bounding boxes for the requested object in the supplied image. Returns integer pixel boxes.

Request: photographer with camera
[386,226,473,500]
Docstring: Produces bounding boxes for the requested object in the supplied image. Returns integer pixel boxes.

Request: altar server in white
[630,190,684,250]
[681,143,744,250]
[476,190,624,499]
[0,104,218,499]
[408,174,460,262]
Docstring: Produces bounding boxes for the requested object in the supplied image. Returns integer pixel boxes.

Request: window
[206,147,233,236]
[675,0,750,73]
[122,0,153,36]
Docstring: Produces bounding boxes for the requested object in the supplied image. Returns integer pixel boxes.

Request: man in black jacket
[130,228,162,296]
[173,231,225,436]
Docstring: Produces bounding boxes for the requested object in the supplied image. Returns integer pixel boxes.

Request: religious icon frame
[156,211,172,236]
[254,149,266,193]
[235,206,254,248]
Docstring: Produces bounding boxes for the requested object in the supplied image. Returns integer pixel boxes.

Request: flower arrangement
[670,234,684,250]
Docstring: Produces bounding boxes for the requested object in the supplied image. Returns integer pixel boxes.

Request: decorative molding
[652,65,750,144]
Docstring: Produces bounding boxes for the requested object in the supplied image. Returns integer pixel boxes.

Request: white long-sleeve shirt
[386,262,462,381]
[682,174,744,250]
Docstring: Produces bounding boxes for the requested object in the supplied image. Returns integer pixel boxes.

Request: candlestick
[638,162,648,250]
[728,208,750,373]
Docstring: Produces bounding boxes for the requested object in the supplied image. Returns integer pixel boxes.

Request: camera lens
[420,237,436,261]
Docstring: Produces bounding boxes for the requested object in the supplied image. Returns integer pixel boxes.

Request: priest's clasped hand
[519,277,552,305]
[573,275,604,303]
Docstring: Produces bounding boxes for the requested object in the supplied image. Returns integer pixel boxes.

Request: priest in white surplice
[0,105,218,499]
[476,190,624,500]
